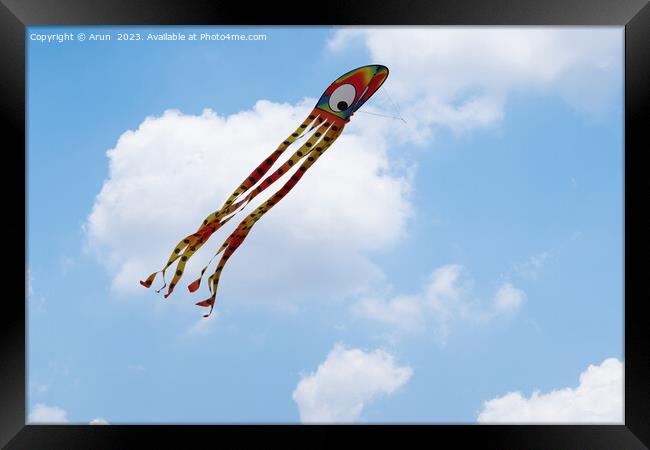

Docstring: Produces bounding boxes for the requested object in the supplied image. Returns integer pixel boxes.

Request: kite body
[140,65,389,316]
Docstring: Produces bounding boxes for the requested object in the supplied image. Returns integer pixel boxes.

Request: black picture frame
[2,0,648,448]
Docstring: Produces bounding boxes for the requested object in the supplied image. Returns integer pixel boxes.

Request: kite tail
[195,123,344,317]
[139,111,321,297]
[210,112,323,215]
[187,238,229,294]
[220,119,332,218]
[184,118,333,297]
[139,232,202,292]
[194,230,247,317]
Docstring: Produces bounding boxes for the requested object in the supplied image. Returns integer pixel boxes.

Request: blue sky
[27,26,623,424]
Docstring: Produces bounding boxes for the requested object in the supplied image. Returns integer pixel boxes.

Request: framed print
[2,0,648,448]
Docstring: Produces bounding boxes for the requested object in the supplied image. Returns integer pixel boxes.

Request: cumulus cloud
[29,404,69,424]
[89,418,110,425]
[477,357,623,423]
[352,264,525,340]
[292,343,412,423]
[329,27,622,141]
[513,250,552,280]
[493,282,525,314]
[85,99,411,309]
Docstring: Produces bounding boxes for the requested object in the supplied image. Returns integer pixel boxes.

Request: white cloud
[89,418,110,425]
[513,250,552,280]
[85,100,412,310]
[29,404,69,424]
[493,282,525,314]
[28,381,49,396]
[353,294,425,332]
[127,363,145,372]
[186,312,218,336]
[352,264,525,340]
[292,343,412,423]
[329,27,621,141]
[26,267,46,312]
[477,357,623,423]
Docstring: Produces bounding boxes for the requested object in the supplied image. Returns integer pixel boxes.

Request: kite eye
[329,84,356,112]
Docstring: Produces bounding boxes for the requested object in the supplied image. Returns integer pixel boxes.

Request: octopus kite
[140,64,389,317]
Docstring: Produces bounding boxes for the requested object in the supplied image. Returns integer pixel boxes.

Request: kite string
[384,87,405,123]
[357,110,406,123]
[358,86,406,123]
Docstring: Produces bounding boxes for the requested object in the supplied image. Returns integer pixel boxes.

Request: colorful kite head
[315,64,389,124]
[141,65,389,317]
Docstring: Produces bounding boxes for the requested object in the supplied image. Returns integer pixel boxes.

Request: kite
[140,64,389,317]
